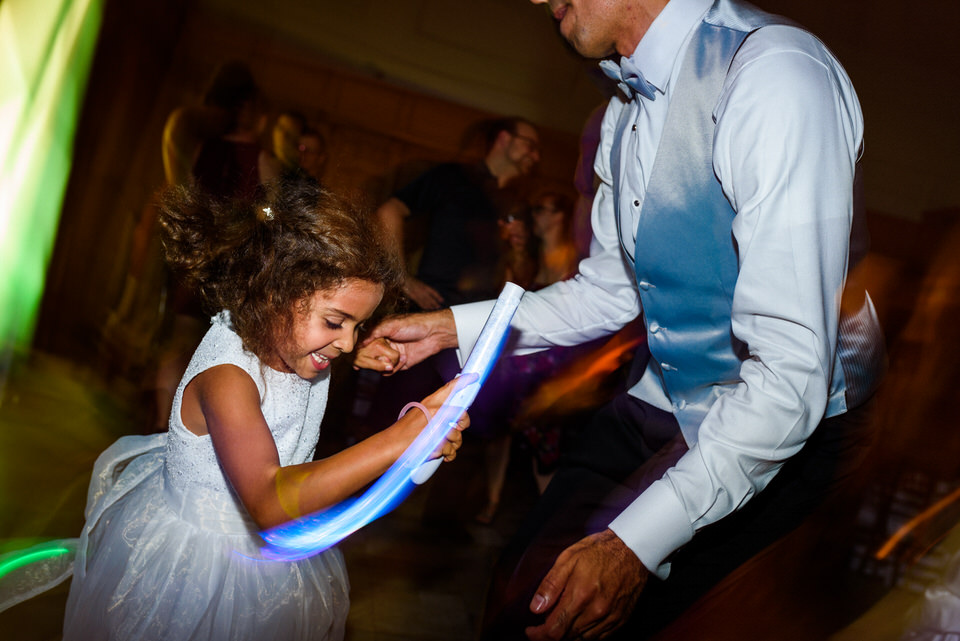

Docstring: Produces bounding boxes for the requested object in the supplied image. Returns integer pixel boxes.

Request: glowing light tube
[259,283,525,561]
[0,542,74,581]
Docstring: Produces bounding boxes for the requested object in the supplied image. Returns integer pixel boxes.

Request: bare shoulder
[181,364,261,436]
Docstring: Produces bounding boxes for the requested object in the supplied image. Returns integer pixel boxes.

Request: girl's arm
[183,364,466,529]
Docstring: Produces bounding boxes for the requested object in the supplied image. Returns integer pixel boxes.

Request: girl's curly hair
[158,178,403,361]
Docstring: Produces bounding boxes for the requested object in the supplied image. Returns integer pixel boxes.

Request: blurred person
[271,110,308,174]
[498,206,538,290]
[161,106,229,188]
[189,60,281,200]
[360,117,542,441]
[153,60,281,431]
[473,207,536,525]
[877,216,960,467]
[376,116,541,311]
[354,0,887,638]
[825,219,960,641]
[513,191,590,490]
[0,179,468,640]
[529,192,579,288]
[476,191,586,523]
[357,117,541,534]
[571,103,607,260]
[297,126,329,185]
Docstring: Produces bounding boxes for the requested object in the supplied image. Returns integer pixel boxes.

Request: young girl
[59,179,467,639]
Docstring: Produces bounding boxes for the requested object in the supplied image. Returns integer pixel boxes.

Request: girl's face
[270,278,384,380]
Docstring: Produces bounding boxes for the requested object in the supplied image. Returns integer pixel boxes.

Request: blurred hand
[526,529,648,641]
[395,375,473,461]
[403,275,444,310]
[424,373,475,460]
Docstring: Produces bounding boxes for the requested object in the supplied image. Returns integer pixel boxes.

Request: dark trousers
[481,392,876,640]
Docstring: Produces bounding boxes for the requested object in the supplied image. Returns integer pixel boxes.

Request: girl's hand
[356,310,458,372]
[437,417,466,461]
[419,377,471,462]
[353,337,401,372]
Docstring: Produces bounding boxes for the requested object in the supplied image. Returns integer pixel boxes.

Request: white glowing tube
[259,283,524,560]
[411,281,524,483]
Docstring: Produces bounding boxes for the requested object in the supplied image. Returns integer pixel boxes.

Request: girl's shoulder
[187,312,265,393]
[188,311,307,398]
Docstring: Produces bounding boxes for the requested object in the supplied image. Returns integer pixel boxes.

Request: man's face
[506,122,541,176]
[532,0,624,58]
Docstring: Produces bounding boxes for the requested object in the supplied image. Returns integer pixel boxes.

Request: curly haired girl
[59,178,468,640]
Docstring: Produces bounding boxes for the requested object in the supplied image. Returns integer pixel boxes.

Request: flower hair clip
[262,206,274,221]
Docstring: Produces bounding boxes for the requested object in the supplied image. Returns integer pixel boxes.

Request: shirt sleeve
[393,163,449,212]
[610,26,864,577]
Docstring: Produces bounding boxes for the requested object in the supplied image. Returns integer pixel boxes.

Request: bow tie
[599,57,657,101]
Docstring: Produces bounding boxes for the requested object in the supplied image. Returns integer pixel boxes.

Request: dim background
[3,1,960,640]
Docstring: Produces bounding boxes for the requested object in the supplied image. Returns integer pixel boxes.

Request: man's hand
[403,275,444,310]
[526,529,648,641]
[354,309,458,373]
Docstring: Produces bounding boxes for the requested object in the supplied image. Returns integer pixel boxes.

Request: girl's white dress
[58,312,349,640]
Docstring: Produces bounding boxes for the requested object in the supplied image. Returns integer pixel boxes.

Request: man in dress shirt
[355,0,885,638]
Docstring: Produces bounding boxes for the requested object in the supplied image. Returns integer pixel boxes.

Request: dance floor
[0,351,539,640]
[2,351,955,640]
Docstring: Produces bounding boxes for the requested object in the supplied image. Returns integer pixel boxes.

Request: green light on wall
[0,0,104,384]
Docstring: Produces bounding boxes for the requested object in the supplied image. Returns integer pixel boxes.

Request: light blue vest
[612,0,885,433]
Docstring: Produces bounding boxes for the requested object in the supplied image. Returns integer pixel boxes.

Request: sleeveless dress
[61,312,349,640]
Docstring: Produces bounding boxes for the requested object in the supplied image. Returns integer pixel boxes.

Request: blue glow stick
[259,283,525,560]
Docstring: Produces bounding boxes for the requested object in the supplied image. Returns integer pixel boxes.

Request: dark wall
[32,1,582,376]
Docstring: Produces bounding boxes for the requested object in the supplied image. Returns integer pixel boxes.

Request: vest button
[661,362,676,371]
[649,321,660,333]
[674,400,687,411]
[637,280,651,290]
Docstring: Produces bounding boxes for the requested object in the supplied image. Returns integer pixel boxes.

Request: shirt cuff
[450,300,497,367]
[608,478,695,580]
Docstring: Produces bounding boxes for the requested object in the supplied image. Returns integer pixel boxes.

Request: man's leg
[619,398,878,638]
[481,393,684,640]
[482,395,876,640]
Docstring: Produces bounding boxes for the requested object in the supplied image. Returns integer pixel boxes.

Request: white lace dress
[60,312,349,640]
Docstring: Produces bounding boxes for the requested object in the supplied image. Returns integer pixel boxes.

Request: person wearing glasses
[356,117,542,510]
[376,116,541,312]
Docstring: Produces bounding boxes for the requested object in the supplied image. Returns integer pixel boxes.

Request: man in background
[376,117,541,310]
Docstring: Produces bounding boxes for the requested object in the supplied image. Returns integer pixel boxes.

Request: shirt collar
[626,0,714,96]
